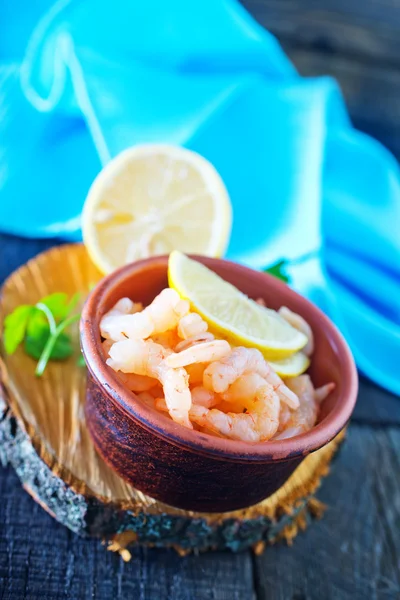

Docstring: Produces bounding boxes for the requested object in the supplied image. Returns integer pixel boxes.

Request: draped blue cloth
[1,0,399,394]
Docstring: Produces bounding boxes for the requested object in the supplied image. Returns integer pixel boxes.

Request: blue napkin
[1,0,399,394]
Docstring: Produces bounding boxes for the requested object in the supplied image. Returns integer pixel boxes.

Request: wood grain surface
[241,0,400,64]
[2,415,400,599]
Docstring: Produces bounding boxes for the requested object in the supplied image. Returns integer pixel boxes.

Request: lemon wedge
[83,144,232,274]
[168,251,308,359]
[267,353,310,378]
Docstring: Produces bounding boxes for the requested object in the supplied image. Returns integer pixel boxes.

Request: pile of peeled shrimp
[100,289,334,443]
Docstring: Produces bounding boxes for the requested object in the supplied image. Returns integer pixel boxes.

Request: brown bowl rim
[80,255,358,462]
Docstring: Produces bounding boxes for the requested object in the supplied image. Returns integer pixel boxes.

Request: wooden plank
[4,423,400,599]
[353,377,400,426]
[242,1,400,160]
[0,465,256,600]
[0,233,55,287]
[243,0,400,64]
[283,45,400,161]
[253,425,400,599]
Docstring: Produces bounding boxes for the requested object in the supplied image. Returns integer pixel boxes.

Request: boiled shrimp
[116,371,157,392]
[314,382,335,404]
[279,307,314,356]
[175,332,215,353]
[155,385,220,410]
[191,386,220,408]
[100,289,189,342]
[190,376,280,442]
[100,311,153,341]
[104,338,160,393]
[107,339,192,428]
[203,347,299,409]
[144,288,190,333]
[100,298,144,340]
[277,402,292,433]
[102,298,142,318]
[177,313,208,340]
[273,375,318,439]
[275,378,335,438]
[165,340,231,368]
[136,391,156,408]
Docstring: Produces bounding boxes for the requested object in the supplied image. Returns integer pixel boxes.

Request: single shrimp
[275,379,335,438]
[277,402,292,433]
[144,288,190,333]
[189,377,280,442]
[145,387,217,411]
[221,372,275,407]
[136,391,156,408]
[177,313,208,340]
[165,340,231,369]
[155,390,219,413]
[100,299,145,340]
[278,307,314,356]
[107,339,192,428]
[100,311,153,341]
[273,375,319,440]
[191,386,220,408]
[203,347,299,409]
[102,340,157,392]
[314,382,335,404]
[103,298,141,318]
[175,332,215,353]
[116,371,157,392]
[100,289,189,342]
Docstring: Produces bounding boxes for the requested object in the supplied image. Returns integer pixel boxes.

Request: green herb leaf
[3,305,34,354]
[25,328,73,361]
[40,293,70,321]
[51,334,74,360]
[3,291,82,377]
[26,309,47,338]
[264,259,290,284]
[35,314,80,376]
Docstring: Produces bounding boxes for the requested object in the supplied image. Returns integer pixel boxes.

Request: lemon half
[83,145,232,274]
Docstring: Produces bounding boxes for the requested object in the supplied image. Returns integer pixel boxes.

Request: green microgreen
[3,292,83,377]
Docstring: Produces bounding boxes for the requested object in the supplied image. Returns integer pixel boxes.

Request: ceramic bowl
[80,256,358,512]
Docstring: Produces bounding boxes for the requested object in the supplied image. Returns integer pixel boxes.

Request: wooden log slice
[0,244,345,556]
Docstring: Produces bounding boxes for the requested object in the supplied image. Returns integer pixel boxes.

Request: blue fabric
[0,0,399,394]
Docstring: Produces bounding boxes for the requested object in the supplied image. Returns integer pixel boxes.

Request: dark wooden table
[1,2,400,598]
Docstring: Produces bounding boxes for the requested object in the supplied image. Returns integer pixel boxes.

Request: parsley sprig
[264,250,319,283]
[3,292,82,376]
[264,259,290,283]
